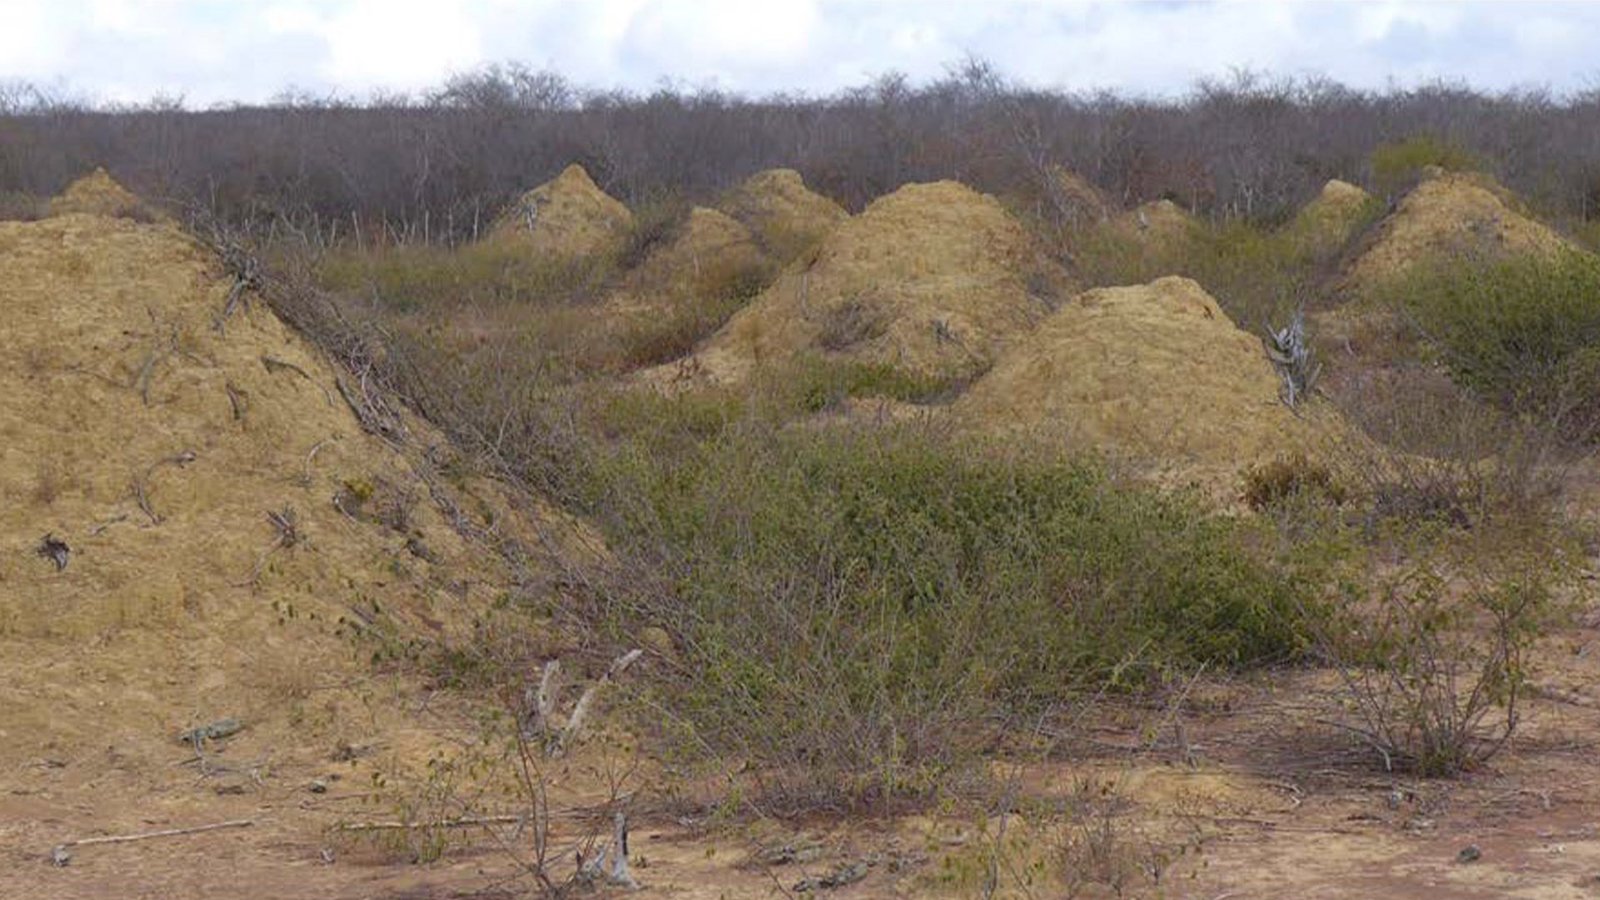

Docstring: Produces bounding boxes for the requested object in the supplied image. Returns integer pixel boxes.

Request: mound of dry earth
[650,180,1070,389]
[954,276,1339,493]
[614,206,771,307]
[487,163,633,258]
[1342,168,1573,293]
[1285,179,1374,255]
[717,168,847,263]
[48,167,163,220]
[0,180,538,860]
[1113,198,1198,244]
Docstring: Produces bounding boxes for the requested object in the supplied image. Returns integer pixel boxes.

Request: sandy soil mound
[717,168,847,263]
[1343,169,1573,293]
[0,206,533,839]
[48,168,162,220]
[1286,179,1374,254]
[617,206,771,305]
[488,163,633,257]
[1113,198,1198,244]
[651,180,1068,389]
[954,276,1338,492]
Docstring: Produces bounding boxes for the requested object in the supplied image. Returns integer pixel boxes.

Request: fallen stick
[51,819,253,865]
[335,804,621,832]
[336,815,524,832]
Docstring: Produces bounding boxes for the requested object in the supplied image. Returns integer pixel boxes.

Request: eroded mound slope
[954,276,1336,490]
[1343,169,1573,292]
[717,168,847,263]
[488,163,633,257]
[655,180,1068,388]
[0,203,522,814]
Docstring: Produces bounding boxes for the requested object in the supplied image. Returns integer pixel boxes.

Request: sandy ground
[9,621,1600,900]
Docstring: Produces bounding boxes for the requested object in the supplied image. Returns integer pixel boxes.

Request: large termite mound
[1285,179,1375,256]
[1041,165,1113,227]
[717,168,848,264]
[1113,199,1199,245]
[488,163,634,258]
[954,276,1340,492]
[48,167,164,221]
[615,206,772,307]
[651,180,1070,390]
[1343,168,1573,293]
[0,175,532,822]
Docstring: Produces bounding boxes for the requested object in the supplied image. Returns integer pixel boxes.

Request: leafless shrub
[8,66,1600,246]
[1307,557,1553,776]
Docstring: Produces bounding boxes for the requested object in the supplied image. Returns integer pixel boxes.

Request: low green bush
[585,423,1312,806]
[1387,248,1600,439]
[1370,134,1481,198]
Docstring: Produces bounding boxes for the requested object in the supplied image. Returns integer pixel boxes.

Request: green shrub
[1388,248,1600,439]
[586,423,1311,806]
[1370,134,1481,198]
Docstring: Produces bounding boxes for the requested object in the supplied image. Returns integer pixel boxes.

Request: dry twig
[50,819,254,866]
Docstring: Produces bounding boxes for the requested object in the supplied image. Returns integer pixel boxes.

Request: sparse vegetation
[1310,548,1556,776]
[13,59,1600,899]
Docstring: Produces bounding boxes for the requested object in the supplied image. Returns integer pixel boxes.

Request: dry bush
[0,190,45,221]
[1243,454,1348,511]
[1309,553,1555,776]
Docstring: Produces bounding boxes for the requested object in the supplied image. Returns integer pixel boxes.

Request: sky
[2,0,1598,106]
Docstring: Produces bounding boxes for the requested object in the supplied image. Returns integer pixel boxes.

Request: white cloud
[1,0,1598,104]
[318,1,485,90]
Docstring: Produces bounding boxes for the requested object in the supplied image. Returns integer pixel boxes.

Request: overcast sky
[2,1,1598,106]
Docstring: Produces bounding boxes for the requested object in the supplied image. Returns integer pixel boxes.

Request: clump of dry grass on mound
[0,185,537,807]
[1342,168,1574,295]
[1284,179,1377,256]
[48,167,163,221]
[953,276,1342,495]
[717,168,847,263]
[647,180,1072,393]
[487,163,633,258]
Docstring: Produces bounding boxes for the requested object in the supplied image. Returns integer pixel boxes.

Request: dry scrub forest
[11,68,1600,899]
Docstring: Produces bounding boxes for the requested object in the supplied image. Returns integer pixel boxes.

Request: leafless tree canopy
[5,62,1600,239]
